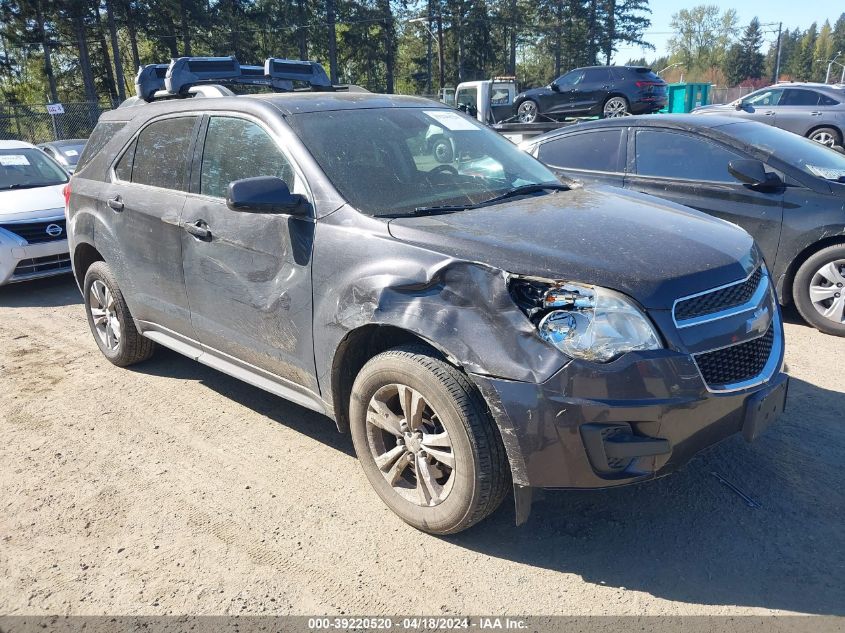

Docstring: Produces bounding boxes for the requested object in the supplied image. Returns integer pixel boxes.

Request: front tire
[517,100,539,123]
[807,127,841,148]
[349,345,509,535]
[792,244,845,336]
[83,261,156,365]
[602,96,629,118]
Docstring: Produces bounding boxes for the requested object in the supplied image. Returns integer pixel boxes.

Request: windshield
[0,148,68,189]
[726,122,845,181]
[287,107,560,216]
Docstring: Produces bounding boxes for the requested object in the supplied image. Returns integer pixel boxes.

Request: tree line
[1,0,653,103]
[627,7,845,87]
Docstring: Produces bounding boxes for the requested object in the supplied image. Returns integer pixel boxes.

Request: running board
[139,324,328,416]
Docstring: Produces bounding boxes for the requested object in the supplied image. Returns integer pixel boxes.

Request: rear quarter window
[75,121,126,172]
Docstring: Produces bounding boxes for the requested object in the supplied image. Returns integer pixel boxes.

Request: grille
[13,253,71,277]
[675,267,763,322]
[694,324,775,388]
[1,219,67,244]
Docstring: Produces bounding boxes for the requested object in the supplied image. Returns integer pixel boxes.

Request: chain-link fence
[0,102,114,144]
[709,86,757,105]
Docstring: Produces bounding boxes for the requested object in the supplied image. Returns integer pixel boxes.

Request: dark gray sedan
[37,138,87,173]
[522,115,845,335]
[692,83,845,147]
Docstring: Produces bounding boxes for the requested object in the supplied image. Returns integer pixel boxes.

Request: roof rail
[132,55,341,103]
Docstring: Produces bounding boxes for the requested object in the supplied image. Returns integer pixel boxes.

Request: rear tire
[792,244,845,336]
[517,100,539,123]
[602,96,629,118]
[807,127,841,148]
[83,261,156,366]
[349,345,509,535]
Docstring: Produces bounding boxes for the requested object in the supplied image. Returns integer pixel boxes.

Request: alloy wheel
[603,97,628,118]
[517,101,538,123]
[809,259,845,324]
[365,383,456,507]
[89,279,121,351]
[810,131,836,147]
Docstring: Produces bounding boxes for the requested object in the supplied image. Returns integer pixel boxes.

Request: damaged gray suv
[67,59,788,534]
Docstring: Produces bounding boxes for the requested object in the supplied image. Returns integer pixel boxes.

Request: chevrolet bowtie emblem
[746,306,770,335]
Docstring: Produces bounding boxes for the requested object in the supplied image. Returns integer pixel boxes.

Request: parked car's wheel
[807,127,842,147]
[431,137,454,163]
[349,345,509,534]
[83,261,156,365]
[602,96,629,118]
[793,244,845,336]
[517,100,539,123]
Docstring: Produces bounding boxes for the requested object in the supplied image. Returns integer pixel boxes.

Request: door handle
[810,111,822,116]
[764,111,775,116]
[107,196,124,212]
[181,219,211,240]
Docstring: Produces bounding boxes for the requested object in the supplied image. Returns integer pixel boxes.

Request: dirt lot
[0,275,843,617]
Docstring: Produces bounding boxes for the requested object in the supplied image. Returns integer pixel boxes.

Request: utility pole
[326,0,338,84]
[773,22,782,84]
[426,0,433,95]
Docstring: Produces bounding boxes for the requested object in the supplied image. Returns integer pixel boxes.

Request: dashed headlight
[509,277,662,363]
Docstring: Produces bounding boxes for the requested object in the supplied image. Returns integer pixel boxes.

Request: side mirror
[733,100,745,111]
[728,159,781,190]
[831,144,845,155]
[550,82,560,92]
[226,176,306,215]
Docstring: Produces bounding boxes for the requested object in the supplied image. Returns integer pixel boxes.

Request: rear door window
[780,89,822,106]
[131,116,198,190]
[199,116,294,199]
[583,68,612,83]
[537,129,625,173]
[635,129,742,182]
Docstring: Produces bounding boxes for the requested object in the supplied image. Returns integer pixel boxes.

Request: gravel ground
[0,275,843,617]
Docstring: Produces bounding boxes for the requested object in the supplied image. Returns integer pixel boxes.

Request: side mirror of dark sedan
[728,159,781,190]
[550,82,560,92]
[226,176,307,216]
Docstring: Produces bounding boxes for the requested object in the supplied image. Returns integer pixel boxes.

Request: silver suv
[692,83,845,147]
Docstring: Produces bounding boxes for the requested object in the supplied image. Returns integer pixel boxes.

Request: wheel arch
[329,322,528,490]
[72,241,104,291]
[805,124,843,144]
[778,234,845,305]
[330,324,459,433]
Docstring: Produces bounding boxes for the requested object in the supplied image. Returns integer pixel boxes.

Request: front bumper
[471,349,787,489]
[0,229,70,285]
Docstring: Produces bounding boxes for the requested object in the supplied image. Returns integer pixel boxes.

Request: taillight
[62,182,71,215]
[636,81,658,88]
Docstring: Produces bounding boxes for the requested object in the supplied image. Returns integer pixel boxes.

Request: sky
[619,0,841,62]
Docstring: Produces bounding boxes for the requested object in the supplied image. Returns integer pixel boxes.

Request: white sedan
[0,140,71,285]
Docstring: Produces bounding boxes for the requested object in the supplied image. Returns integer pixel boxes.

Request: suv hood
[387,186,757,310]
[0,184,66,221]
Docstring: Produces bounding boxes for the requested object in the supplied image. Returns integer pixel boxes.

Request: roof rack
[131,55,340,104]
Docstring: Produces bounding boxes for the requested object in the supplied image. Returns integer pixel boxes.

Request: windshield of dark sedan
[726,122,845,181]
[288,107,560,215]
[0,148,68,189]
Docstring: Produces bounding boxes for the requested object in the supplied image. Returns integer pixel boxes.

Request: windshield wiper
[3,182,62,190]
[412,182,568,216]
